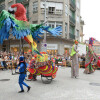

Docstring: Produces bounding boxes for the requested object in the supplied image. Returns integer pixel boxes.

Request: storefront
[10,44,30,53]
[47,44,58,55]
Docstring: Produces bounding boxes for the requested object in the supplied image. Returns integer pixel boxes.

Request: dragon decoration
[0,3,62,54]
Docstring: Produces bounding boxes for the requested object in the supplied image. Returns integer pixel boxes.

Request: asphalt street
[0,67,100,100]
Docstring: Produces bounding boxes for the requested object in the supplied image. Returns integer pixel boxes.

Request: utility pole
[19,39,22,54]
[44,0,47,42]
[41,0,47,52]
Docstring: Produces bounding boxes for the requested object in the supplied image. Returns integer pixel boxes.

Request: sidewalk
[0,67,100,100]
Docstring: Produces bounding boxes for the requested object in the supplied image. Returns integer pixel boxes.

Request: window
[48,22,55,28]
[55,9,62,14]
[70,10,75,18]
[41,2,63,15]
[56,22,62,27]
[25,5,29,14]
[48,7,55,14]
[33,2,38,13]
[65,5,68,16]
[70,25,75,34]
[48,22,62,30]
[76,30,79,37]
[65,23,67,32]
[56,22,62,33]
[32,21,38,24]
[25,5,29,19]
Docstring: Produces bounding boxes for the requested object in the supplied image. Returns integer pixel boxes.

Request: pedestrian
[16,56,31,93]
[70,40,79,78]
[1,56,7,70]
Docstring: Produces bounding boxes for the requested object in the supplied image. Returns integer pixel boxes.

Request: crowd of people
[0,50,87,70]
[0,51,34,70]
[0,51,69,69]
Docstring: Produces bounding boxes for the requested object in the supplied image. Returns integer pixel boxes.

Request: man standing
[70,40,79,78]
[16,56,31,93]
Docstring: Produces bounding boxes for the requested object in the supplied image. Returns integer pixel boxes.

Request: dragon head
[8,3,27,21]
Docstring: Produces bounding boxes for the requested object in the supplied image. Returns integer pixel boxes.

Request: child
[16,56,31,93]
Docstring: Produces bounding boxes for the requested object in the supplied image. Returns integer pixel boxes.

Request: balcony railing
[0,0,5,3]
[69,15,76,26]
[69,33,75,39]
[69,0,76,11]
[0,4,5,12]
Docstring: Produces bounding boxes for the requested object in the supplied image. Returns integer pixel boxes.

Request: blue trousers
[19,74,29,91]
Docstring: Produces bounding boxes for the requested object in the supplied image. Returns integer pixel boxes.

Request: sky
[81,0,100,41]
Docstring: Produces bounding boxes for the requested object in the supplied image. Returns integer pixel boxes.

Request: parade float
[25,52,58,84]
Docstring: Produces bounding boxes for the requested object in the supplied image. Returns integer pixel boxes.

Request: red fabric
[34,55,37,58]
[11,3,27,21]
[85,56,93,68]
[85,62,90,68]
[28,74,33,79]
[97,60,100,67]
[28,68,35,73]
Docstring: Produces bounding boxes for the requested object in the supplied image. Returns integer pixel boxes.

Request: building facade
[0,0,82,55]
[80,17,84,43]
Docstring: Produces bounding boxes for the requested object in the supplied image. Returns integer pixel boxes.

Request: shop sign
[47,44,58,50]
[41,43,47,52]
[64,45,71,48]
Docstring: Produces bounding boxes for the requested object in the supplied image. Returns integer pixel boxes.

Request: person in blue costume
[16,56,31,93]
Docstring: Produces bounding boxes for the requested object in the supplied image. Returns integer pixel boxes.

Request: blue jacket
[16,63,28,74]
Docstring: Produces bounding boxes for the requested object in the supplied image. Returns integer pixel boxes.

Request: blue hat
[19,56,25,61]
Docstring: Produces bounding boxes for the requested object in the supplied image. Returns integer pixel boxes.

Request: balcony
[69,15,76,26]
[16,0,29,4]
[69,33,75,39]
[0,4,5,12]
[69,0,76,11]
[0,0,5,3]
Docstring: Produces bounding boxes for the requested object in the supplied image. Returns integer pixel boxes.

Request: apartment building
[0,0,82,55]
